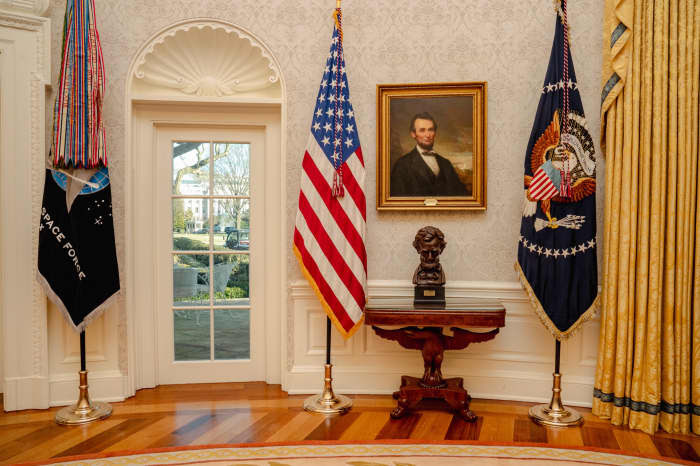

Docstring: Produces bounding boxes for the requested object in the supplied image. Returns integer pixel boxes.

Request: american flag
[293,8,367,338]
[528,161,560,200]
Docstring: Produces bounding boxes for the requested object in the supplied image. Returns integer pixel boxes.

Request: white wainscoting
[46,301,125,406]
[286,280,600,408]
[0,2,51,409]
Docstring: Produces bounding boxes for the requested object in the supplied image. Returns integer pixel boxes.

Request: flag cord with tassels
[560,0,572,198]
[331,6,345,198]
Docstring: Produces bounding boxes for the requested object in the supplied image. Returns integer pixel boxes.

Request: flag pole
[303,317,353,414]
[55,330,113,425]
[528,339,583,427]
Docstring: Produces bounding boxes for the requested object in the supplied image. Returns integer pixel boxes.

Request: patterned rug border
[18,440,694,466]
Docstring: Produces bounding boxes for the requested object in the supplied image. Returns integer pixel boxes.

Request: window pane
[174,309,210,361]
[173,199,211,250]
[173,142,210,195]
[213,255,250,305]
[173,254,210,306]
[212,143,250,196]
[216,200,250,252]
[214,309,250,360]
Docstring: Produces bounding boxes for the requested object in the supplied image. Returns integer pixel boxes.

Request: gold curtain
[594,0,700,434]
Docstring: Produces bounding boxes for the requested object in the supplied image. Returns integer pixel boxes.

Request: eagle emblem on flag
[516,0,599,340]
[523,110,596,232]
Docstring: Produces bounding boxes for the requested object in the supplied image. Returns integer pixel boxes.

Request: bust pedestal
[365,298,506,421]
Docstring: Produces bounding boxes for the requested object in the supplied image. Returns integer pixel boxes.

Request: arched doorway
[123,19,286,392]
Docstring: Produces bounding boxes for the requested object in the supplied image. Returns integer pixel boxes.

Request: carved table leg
[455,402,477,422]
[371,325,498,421]
[391,394,411,419]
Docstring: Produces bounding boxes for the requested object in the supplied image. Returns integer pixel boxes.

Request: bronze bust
[412,226,446,306]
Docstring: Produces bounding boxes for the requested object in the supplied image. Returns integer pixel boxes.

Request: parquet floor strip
[545,423,584,447]
[6,418,125,464]
[304,411,362,440]
[375,412,421,439]
[409,411,453,440]
[0,424,68,462]
[582,424,621,450]
[478,413,514,442]
[148,412,235,448]
[53,417,164,457]
[190,412,269,445]
[0,425,39,449]
[228,409,298,444]
[103,413,202,452]
[338,411,391,441]
[265,412,327,442]
[513,416,547,443]
[445,416,484,440]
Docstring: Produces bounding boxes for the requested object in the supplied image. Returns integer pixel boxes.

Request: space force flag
[37,0,120,332]
[516,0,599,340]
[293,7,367,338]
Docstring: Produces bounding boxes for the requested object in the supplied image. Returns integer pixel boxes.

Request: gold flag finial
[334,1,343,35]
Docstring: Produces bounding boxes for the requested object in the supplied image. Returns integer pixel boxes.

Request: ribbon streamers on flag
[516,0,599,340]
[51,0,107,169]
[37,0,120,332]
[293,8,367,338]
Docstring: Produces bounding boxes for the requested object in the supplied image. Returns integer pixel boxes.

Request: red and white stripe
[528,167,559,200]
[293,134,367,337]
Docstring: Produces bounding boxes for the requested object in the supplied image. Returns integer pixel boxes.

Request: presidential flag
[293,7,367,338]
[37,0,120,332]
[516,0,598,340]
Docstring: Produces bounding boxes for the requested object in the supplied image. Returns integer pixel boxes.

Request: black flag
[38,168,120,331]
[516,0,599,340]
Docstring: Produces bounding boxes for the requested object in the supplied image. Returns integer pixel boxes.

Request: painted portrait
[377,83,487,210]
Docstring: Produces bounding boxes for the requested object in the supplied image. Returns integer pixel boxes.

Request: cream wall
[45,0,604,377]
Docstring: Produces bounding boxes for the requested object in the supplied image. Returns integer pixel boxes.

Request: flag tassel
[332,171,345,198]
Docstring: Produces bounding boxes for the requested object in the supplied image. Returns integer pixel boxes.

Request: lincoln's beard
[417,141,434,151]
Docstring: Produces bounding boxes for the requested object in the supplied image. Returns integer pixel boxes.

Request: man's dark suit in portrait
[390,112,468,197]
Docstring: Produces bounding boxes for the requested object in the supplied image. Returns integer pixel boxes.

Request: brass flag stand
[304,317,352,414]
[55,331,112,425]
[529,340,583,427]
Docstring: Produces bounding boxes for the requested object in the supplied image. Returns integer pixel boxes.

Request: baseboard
[3,376,50,411]
[286,366,594,408]
[49,370,128,406]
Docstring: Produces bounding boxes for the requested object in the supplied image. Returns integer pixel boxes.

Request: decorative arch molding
[131,19,281,98]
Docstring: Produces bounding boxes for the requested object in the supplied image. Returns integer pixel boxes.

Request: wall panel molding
[0,5,50,408]
[286,279,600,407]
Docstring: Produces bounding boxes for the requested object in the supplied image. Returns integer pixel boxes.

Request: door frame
[155,125,266,384]
[125,102,286,391]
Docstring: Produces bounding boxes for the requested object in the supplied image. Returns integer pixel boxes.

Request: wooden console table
[365,299,505,421]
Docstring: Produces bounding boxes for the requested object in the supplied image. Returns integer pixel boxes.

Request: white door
[155,125,265,383]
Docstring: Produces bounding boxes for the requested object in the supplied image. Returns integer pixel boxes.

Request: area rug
[21,441,691,466]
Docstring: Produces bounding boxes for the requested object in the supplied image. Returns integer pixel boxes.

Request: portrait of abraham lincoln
[377,82,487,211]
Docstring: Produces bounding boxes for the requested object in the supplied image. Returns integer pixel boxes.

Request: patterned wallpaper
[47,0,604,369]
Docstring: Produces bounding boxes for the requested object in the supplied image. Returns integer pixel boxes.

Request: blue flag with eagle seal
[516,0,599,340]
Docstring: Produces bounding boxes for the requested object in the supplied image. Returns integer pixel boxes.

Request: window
[171,142,251,361]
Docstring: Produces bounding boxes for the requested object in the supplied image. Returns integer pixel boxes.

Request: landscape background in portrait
[389,95,474,195]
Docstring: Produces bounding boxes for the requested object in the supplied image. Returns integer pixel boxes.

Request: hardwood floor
[0,383,699,464]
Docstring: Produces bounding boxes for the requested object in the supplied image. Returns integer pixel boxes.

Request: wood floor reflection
[0,383,698,464]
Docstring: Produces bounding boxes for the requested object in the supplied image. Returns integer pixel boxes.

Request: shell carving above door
[132,19,281,98]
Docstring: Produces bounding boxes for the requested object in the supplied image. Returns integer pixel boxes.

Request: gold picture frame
[376,82,487,211]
